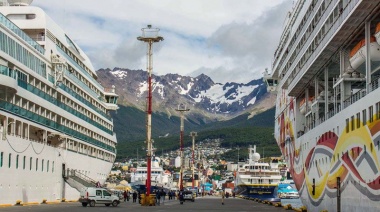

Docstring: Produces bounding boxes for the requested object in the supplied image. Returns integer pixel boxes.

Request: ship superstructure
[265,0,380,211]
[0,0,118,204]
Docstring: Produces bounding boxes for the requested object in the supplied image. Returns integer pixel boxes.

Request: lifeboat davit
[349,36,380,69]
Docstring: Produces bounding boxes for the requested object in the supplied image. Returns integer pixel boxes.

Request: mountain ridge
[97,68,271,124]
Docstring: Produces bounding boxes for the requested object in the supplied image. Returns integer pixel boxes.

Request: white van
[79,187,120,207]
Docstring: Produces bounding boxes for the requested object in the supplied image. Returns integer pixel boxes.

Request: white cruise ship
[265,0,380,211]
[0,0,118,205]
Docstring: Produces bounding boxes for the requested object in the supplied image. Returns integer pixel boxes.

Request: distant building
[227,162,238,171]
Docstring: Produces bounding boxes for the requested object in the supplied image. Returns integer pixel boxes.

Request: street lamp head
[137,25,164,42]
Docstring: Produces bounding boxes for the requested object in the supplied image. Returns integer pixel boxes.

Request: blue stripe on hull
[237,184,280,202]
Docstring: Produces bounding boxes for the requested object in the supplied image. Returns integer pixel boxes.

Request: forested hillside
[115,107,279,160]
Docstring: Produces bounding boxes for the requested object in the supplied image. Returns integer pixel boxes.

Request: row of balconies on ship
[0,65,119,112]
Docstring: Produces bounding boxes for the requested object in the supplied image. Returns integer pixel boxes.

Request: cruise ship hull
[0,133,113,204]
[268,0,380,211]
[277,88,380,211]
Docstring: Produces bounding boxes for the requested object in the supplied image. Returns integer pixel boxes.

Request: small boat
[349,36,380,69]
[278,183,299,199]
[299,97,313,115]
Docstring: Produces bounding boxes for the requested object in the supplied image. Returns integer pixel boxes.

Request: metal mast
[176,104,189,190]
[137,25,163,196]
[190,132,197,189]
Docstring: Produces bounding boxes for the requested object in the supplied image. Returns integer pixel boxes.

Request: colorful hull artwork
[276,93,380,211]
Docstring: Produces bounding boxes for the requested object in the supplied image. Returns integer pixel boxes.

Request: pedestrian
[123,190,127,202]
[126,190,130,201]
[168,190,171,200]
[160,189,165,205]
[221,190,225,205]
[232,191,236,198]
[156,190,161,205]
[133,191,137,203]
[138,191,141,204]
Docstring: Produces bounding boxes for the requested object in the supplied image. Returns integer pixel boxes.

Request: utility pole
[176,104,189,191]
[190,132,197,189]
[137,25,163,197]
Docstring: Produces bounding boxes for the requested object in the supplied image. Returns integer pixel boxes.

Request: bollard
[149,194,156,206]
[140,194,145,206]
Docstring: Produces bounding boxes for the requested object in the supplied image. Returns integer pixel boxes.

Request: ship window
[52,161,54,173]
[30,157,32,170]
[8,153,11,168]
[23,156,26,170]
[351,116,355,131]
[26,14,36,19]
[47,160,49,172]
[356,113,361,129]
[36,158,38,171]
[16,154,19,169]
[376,102,380,120]
[0,152,3,167]
[369,106,374,123]
[345,119,349,133]
[363,109,367,125]
[42,159,44,172]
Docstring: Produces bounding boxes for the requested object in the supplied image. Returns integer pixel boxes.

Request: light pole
[190,132,197,189]
[176,104,189,191]
[137,25,163,197]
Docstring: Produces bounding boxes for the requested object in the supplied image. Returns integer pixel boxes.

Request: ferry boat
[130,157,173,191]
[0,0,118,204]
[265,0,380,211]
[235,145,282,202]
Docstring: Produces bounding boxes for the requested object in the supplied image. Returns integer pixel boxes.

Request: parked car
[79,187,120,207]
[182,190,195,202]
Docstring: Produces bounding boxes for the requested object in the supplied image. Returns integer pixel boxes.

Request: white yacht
[0,0,118,205]
[235,145,282,202]
[265,0,380,211]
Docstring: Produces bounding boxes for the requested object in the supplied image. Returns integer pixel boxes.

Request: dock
[0,196,305,212]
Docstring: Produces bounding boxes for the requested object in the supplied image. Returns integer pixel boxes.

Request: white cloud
[33,0,292,83]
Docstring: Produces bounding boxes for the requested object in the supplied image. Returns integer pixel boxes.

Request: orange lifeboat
[299,97,314,115]
[375,22,380,45]
[349,36,380,69]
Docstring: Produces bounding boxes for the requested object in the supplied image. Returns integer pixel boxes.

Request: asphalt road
[0,196,286,212]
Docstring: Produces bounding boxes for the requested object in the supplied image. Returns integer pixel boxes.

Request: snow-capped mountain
[97,68,272,121]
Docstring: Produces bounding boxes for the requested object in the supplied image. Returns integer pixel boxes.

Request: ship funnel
[7,0,33,6]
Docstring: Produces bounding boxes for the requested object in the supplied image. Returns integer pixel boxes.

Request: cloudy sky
[33,0,293,83]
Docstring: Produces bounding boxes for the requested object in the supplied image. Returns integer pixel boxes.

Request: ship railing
[67,169,97,186]
[303,77,380,133]
[283,0,360,91]
[0,13,45,54]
